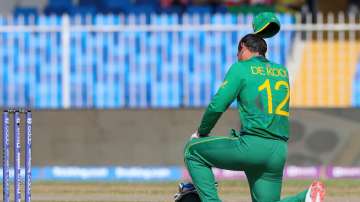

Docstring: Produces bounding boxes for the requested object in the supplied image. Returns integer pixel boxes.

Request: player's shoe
[305,181,325,202]
[174,182,200,202]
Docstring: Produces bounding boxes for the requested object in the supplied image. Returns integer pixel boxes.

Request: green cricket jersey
[198,56,290,141]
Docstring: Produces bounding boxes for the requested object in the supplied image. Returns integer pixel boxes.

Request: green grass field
[2,179,359,202]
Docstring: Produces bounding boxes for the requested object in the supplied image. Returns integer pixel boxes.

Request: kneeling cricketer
[174,12,325,202]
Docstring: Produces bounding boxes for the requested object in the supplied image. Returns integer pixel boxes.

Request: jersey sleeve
[198,63,244,135]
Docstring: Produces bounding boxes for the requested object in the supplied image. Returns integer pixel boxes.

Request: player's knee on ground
[248,177,282,202]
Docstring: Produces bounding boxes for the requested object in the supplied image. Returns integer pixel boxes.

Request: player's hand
[190,132,200,139]
[190,131,208,139]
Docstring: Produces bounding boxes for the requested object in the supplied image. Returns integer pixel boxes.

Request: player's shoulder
[267,60,288,70]
[229,57,269,71]
[227,58,268,76]
[228,60,252,70]
[236,56,269,67]
[226,61,249,77]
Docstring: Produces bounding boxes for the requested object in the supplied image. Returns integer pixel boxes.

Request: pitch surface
[1,180,359,202]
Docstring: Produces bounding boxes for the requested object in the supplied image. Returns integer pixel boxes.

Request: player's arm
[197,63,243,136]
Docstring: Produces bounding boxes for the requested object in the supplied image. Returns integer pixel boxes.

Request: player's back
[236,56,290,141]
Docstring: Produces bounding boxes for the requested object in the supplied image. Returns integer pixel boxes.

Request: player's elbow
[208,102,226,112]
[208,102,227,113]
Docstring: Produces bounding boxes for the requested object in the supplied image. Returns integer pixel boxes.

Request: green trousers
[184,133,308,202]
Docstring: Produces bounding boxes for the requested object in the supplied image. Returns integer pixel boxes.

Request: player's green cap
[252,12,280,38]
